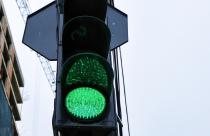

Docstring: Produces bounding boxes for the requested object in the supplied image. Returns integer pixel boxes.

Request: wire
[113,49,123,136]
[119,47,131,136]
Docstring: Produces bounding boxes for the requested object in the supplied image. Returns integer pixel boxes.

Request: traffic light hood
[62,16,111,61]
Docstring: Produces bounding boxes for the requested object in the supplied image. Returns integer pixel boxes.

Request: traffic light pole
[52,1,62,135]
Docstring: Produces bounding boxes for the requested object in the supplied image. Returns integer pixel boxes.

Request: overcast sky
[3,0,210,136]
[117,0,210,136]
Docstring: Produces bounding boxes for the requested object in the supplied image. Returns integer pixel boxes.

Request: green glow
[65,55,108,88]
[65,87,106,119]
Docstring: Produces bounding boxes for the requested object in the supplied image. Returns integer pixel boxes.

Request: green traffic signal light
[61,53,113,121]
[65,53,108,88]
[65,87,106,120]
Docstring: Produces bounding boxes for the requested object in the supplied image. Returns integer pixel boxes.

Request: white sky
[3,0,210,136]
[116,0,210,136]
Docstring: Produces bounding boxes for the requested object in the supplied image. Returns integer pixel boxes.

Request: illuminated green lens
[65,87,106,120]
[65,55,108,88]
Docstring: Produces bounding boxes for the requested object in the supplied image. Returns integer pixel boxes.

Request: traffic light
[61,53,113,122]
[55,0,117,135]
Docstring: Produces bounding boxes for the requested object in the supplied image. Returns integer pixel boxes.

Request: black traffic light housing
[54,0,117,135]
[64,0,107,22]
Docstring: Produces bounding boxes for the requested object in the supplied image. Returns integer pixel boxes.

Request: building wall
[0,0,24,135]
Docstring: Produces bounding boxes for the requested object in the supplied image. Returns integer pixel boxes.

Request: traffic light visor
[62,16,111,59]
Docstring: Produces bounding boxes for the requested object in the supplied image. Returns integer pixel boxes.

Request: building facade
[0,0,24,135]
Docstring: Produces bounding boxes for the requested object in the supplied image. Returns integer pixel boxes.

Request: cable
[113,49,123,136]
[119,47,131,136]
